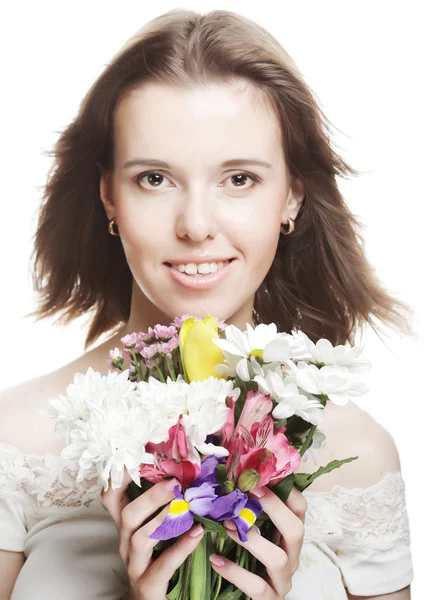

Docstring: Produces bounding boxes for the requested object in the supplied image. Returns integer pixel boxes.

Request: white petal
[212,338,246,357]
[254,375,271,395]
[262,338,291,362]
[250,356,264,377]
[236,357,251,382]
[296,366,322,394]
[315,338,336,363]
[214,364,236,377]
[327,391,348,406]
[196,442,229,457]
[272,401,296,419]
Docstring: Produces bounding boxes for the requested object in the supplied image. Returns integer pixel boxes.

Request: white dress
[0,442,414,599]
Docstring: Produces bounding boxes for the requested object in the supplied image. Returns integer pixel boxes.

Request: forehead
[113,81,282,165]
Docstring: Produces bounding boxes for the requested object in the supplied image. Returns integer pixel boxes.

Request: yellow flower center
[249,349,263,362]
[169,499,190,515]
[238,507,257,527]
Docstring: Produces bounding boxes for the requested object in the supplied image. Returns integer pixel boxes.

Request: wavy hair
[24,8,415,350]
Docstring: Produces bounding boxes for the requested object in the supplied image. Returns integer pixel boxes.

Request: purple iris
[148,454,263,542]
[149,481,218,540]
[192,454,226,487]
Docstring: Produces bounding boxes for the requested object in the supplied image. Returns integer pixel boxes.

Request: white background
[0,1,439,597]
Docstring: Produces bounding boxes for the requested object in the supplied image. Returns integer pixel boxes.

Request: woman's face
[100,80,304,328]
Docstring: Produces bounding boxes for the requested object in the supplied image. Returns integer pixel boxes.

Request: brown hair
[24,8,415,351]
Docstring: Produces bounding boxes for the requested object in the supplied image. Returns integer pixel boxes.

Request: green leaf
[217,584,245,600]
[166,561,184,599]
[292,456,359,492]
[193,514,228,535]
[190,533,210,600]
[271,473,295,503]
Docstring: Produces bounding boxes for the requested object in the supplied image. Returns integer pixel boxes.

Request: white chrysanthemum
[286,361,369,406]
[61,401,156,491]
[182,377,240,449]
[254,367,324,425]
[136,375,189,441]
[42,367,138,441]
[213,322,298,382]
[291,331,372,374]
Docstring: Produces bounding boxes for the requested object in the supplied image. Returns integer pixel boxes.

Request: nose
[175,182,219,242]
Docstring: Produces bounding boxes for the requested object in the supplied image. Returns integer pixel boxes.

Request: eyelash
[133,170,261,190]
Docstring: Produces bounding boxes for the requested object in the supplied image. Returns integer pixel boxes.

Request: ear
[282,177,304,222]
[98,165,116,220]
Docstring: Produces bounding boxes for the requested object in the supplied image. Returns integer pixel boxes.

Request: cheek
[114,196,169,261]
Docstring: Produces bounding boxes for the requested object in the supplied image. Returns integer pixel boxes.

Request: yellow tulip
[179,314,225,382]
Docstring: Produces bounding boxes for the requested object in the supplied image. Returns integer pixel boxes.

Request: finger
[100,467,134,530]
[285,485,308,524]
[223,522,292,598]
[126,504,170,579]
[250,486,305,568]
[262,482,308,523]
[137,524,205,595]
[119,479,179,565]
[209,551,279,600]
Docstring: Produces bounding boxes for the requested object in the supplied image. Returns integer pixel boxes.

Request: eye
[134,171,171,189]
[225,172,261,189]
[133,170,261,190]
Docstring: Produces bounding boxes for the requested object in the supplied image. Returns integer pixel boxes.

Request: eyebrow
[121,158,273,170]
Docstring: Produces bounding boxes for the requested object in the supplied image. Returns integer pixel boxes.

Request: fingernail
[209,554,225,567]
[189,524,204,538]
[166,478,179,490]
[223,520,236,531]
[250,487,265,497]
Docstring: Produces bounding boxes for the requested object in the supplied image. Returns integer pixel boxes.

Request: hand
[215,483,307,599]
[100,468,206,600]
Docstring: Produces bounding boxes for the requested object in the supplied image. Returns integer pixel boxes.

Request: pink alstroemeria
[226,390,301,486]
[140,415,201,488]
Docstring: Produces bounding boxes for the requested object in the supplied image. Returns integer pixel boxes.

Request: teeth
[172,260,230,275]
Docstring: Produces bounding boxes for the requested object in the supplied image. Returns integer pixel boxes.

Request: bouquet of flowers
[44,315,371,600]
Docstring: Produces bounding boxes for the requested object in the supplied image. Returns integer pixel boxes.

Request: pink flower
[153,325,178,340]
[121,332,140,347]
[140,415,201,488]
[220,395,236,447]
[225,391,301,486]
[171,314,226,330]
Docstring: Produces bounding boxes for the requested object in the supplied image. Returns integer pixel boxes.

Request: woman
[0,8,414,600]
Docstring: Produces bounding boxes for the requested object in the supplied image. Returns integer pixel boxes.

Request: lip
[165,259,236,291]
[165,256,234,265]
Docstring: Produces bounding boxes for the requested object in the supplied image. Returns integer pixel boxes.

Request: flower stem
[130,349,144,381]
[166,356,177,381]
[190,533,211,600]
[155,360,166,383]
[299,424,317,457]
[211,533,226,600]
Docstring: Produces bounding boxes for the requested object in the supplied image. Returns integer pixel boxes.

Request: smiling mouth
[163,258,237,290]
[164,258,235,274]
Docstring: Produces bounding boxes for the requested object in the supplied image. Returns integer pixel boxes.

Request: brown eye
[135,171,171,188]
[232,174,249,186]
[228,172,260,188]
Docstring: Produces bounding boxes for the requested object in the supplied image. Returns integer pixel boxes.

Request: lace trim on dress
[302,471,411,548]
[0,442,102,509]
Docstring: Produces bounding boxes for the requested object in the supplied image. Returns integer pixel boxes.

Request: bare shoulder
[0,344,112,455]
[301,401,402,493]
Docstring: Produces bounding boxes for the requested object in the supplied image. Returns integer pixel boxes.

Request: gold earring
[108,217,119,236]
[280,217,295,236]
